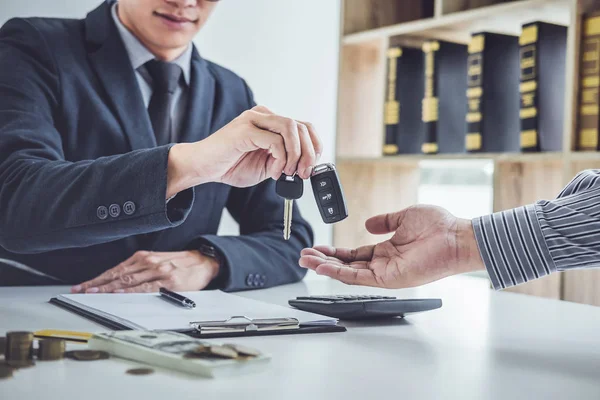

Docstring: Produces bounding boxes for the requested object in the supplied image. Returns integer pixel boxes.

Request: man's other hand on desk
[299,205,485,288]
[71,251,219,293]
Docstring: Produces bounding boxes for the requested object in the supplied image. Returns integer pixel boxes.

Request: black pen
[159,287,196,309]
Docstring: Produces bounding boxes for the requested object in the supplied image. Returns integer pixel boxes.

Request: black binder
[383,42,425,155]
[49,297,347,339]
[519,21,567,152]
[465,32,520,153]
[422,40,468,154]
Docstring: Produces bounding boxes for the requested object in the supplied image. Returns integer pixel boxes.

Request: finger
[121,280,164,293]
[296,120,323,161]
[243,124,287,180]
[76,251,183,293]
[296,122,316,179]
[314,264,378,287]
[312,245,375,263]
[299,255,344,270]
[252,105,274,114]
[300,247,352,265]
[94,267,161,293]
[76,258,147,293]
[248,111,301,176]
[300,247,328,258]
[365,210,408,235]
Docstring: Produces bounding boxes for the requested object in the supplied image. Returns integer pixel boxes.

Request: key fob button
[323,204,339,217]
[318,190,335,205]
[315,177,332,190]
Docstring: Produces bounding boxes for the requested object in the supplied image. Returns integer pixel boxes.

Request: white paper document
[56,290,337,331]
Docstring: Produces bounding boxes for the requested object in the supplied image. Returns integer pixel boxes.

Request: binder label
[466,133,482,151]
[579,129,599,148]
[422,142,438,154]
[383,144,399,154]
[384,47,401,126]
[468,35,484,54]
[520,107,538,119]
[422,97,438,122]
[585,16,600,36]
[520,46,536,81]
[466,35,484,151]
[422,41,439,152]
[578,14,600,150]
[520,25,538,46]
[520,130,538,148]
[519,36,538,150]
[466,87,482,98]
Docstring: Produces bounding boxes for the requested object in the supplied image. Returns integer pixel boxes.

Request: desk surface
[1,275,600,400]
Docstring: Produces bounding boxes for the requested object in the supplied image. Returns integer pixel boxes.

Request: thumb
[365,210,407,235]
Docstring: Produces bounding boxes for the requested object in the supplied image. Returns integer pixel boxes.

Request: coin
[6,331,34,362]
[5,359,35,369]
[0,365,13,379]
[64,350,110,361]
[206,345,238,359]
[126,367,154,376]
[184,344,238,359]
[223,344,261,358]
[37,339,65,361]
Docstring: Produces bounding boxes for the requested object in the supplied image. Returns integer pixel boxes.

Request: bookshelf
[333,0,600,305]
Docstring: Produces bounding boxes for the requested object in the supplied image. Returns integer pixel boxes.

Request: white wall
[0,0,341,247]
[194,0,340,246]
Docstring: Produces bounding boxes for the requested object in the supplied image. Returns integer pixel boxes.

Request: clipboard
[49,297,347,338]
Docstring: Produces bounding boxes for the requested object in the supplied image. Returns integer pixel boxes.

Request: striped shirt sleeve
[472,169,600,290]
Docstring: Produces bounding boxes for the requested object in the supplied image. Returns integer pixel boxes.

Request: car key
[310,163,348,223]
[275,173,304,240]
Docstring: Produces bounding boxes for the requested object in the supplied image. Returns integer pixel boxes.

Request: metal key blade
[283,199,293,240]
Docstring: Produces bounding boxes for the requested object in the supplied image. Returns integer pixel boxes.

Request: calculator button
[315,177,332,190]
[318,190,335,205]
[323,204,339,218]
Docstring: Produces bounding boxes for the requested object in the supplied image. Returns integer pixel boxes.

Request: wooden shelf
[570,151,600,161]
[338,152,569,164]
[343,0,571,44]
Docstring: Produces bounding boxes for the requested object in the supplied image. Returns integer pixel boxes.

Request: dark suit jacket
[0,0,312,290]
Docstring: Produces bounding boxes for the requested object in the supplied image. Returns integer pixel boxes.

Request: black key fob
[310,163,348,224]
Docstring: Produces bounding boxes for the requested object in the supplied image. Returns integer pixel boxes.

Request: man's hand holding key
[166,105,323,198]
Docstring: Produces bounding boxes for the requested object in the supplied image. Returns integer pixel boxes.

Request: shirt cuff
[472,204,556,290]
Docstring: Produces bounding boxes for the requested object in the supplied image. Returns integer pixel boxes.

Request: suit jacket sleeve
[191,82,314,291]
[0,19,194,253]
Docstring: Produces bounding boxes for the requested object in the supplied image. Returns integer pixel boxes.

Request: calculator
[288,295,442,320]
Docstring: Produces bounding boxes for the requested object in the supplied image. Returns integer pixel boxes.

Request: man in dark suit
[0,0,322,292]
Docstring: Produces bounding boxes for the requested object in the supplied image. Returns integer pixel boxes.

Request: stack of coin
[184,343,261,360]
[0,336,6,357]
[5,331,34,368]
[223,343,262,358]
[0,364,13,380]
[64,350,109,361]
[184,344,237,359]
[37,339,66,361]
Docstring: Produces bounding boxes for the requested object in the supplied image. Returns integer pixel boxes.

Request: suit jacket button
[259,275,266,286]
[123,201,136,215]
[97,206,108,220]
[246,274,254,286]
[109,204,121,218]
[253,274,261,286]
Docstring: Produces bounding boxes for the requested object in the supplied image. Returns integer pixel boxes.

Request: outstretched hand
[299,205,484,289]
